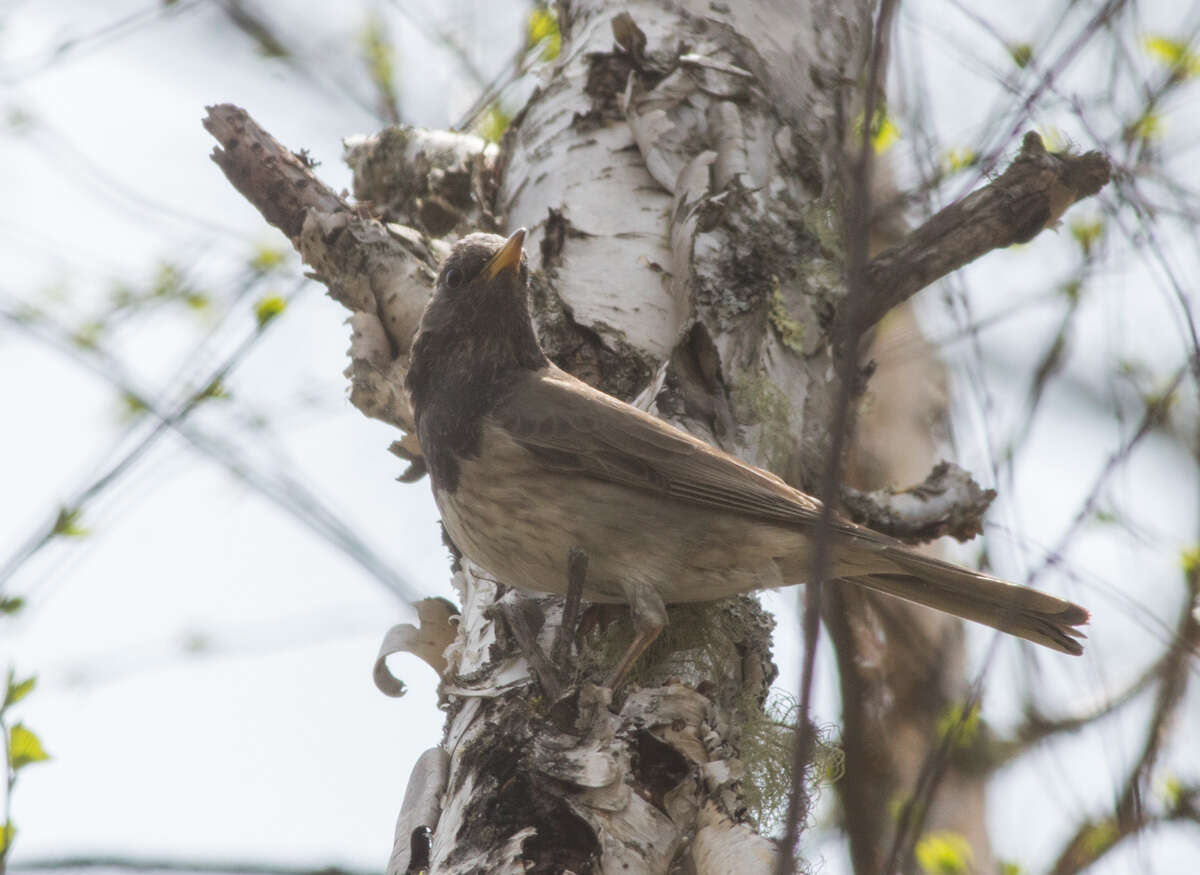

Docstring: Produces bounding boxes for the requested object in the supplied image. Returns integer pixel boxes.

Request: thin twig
[776,2,899,871]
[9,856,377,875]
[1048,566,1200,875]
[0,290,419,602]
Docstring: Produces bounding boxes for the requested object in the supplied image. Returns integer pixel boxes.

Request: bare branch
[862,132,1110,328]
[204,103,349,241]
[203,104,476,464]
[1048,567,1200,875]
[779,2,901,870]
[981,647,1166,769]
[840,461,996,543]
[0,300,420,600]
[9,857,376,875]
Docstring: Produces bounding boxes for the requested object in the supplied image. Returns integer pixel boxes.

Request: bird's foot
[499,546,590,702]
[603,580,667,693]
[551,546,588,666]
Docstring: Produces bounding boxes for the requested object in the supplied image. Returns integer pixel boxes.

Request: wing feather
[490,368,1090,654]
[492,367,844,532]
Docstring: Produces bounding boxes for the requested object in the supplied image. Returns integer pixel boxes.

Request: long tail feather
[843,548,1089,654]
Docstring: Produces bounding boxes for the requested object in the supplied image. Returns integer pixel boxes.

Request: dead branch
[203,103,348,241]
[840,461,996,543]
[862,132,1110,329]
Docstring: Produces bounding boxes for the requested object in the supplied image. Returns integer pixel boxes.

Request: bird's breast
[432,423,798,604]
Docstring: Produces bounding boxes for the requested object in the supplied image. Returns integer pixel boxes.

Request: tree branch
[980,650,1163,770]
[1048,565,1200,875]
[204,103,469,471]
[840,461,996,543]
[204,103,349,241]
[862,132,1110,328]
[10,857,376,875]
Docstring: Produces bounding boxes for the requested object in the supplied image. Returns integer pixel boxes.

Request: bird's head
[407,229,546,416]
[436,229,529,299]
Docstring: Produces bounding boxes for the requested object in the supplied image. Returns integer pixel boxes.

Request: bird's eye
[444,267,464,289]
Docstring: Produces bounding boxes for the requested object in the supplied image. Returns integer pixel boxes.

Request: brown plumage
[407,230,1088,678]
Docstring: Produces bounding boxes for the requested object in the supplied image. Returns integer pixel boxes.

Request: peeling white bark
[386,747,448,875]
[374,597,460,697]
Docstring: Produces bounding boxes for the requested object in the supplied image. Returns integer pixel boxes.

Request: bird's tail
[843,547,1089,654]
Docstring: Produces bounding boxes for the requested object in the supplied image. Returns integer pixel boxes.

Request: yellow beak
[483,228,526,281]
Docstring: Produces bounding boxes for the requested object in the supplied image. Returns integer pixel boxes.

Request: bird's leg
[498,597,563,701]
[550,546,587,667]
[604,581,667,691]
[501,546,590,700]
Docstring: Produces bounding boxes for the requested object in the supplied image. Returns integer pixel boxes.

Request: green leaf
[1143,385,1178,422]
[941,146,977,173]
[1128,111,1164,142]
[1037,126,1068,151]
[253,294,287,328]
[1160,775,1184,808]
[915,831,973,875]
[1181,546,1200,577]
[935,701,980,748]
[1081,819,1117,855]
[1143,34,1200,77]
[476,103,512,145]
[109,282,137,308]
[119,391,149,421]
[0,596,24,616]
[1069,217,1104,256]
[183,291,211,312]
[249,245,287,275]
[4,673,35,709]
[1009,43,1033,68]
[194,378,230,403]
[528,6,561,61]
[359,12,399,108]
[8,723,50,770]
[151,263,185,298]
[852,107,900,153]
[999,862,1024,875]
[71,320,105,349]
[51,507,90,539]
[0,820,15,855]
[872,113,900,153]
[872,116,900,153]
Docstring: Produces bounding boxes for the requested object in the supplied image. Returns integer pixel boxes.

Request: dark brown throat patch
[407,276,546,494]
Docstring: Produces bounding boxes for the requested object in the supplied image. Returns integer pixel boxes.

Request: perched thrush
[406,229,1089,684]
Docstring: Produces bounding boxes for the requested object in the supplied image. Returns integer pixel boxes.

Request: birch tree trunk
[401,3,873,869]
[205,0,1109,871]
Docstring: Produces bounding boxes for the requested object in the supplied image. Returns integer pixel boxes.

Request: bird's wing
[491,367,856,534]
[492,368,1090,654]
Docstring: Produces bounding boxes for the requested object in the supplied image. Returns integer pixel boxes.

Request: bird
[405,228,1089,686]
